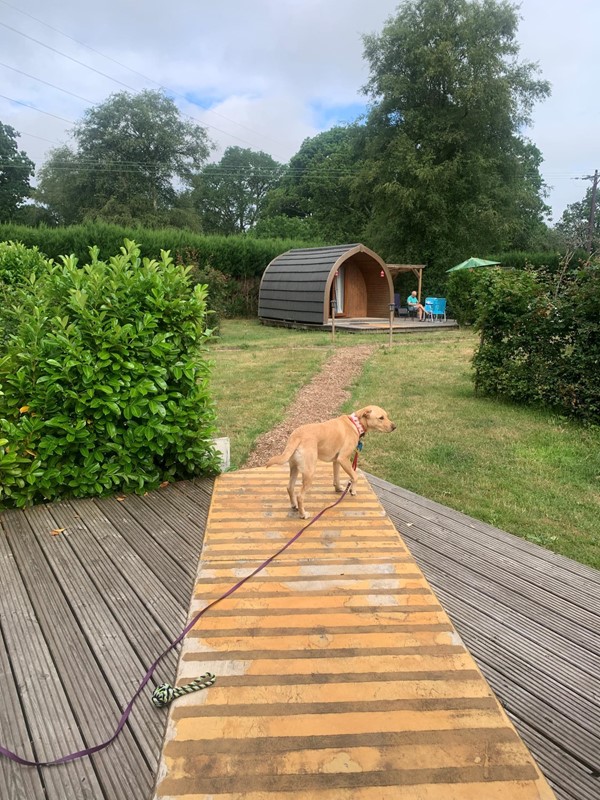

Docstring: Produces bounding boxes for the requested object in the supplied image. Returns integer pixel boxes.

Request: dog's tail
[265,436,300,468]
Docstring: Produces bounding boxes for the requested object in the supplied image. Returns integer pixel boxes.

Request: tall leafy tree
[555,185,600,252]
[192,146,285,235]
[0,123,34,222]
[263,126,368,242]
[37,90,211,225]
[360,0,550,280]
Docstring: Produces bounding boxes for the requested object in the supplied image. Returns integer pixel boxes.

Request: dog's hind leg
[296,453,316,519]
[333,460,344,493]
[287,462,299,510]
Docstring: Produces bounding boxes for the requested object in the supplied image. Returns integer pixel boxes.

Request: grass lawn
[210,320,600,570]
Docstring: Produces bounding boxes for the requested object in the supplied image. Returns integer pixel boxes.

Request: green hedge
[491,249,590,272]
[0,240,221,508]
[472,266,600,423]
[0,221,319,279]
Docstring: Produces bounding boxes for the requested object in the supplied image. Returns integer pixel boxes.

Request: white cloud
[1,0,598,221]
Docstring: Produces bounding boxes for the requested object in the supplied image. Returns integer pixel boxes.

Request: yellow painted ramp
[155,465,555,799]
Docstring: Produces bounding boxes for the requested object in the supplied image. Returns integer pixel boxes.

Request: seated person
[406,291,425,320]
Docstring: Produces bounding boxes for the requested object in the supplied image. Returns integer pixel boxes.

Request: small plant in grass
[0,239,220,508]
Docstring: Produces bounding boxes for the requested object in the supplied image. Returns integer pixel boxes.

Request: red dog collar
[348,413,366,437]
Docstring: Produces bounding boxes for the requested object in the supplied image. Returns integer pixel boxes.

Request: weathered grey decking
[368,473,600,800]
[1,472,598,799]
[0,478,214,800]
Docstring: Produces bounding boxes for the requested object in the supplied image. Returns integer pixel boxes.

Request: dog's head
[356,406,396,433]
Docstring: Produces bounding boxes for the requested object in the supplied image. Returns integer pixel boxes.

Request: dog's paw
[349,486,357,496]
[334,485,344,493]
[299,510,310,519]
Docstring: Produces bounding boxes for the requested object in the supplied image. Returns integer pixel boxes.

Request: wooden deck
[368,473,600,800]
[154,465,554,800]
[331,316,458,333]
[0,478,213,800]
[1,467,597,799]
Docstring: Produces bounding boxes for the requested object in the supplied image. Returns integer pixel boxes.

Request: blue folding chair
[423,297,436,321]
[433,298,447,322]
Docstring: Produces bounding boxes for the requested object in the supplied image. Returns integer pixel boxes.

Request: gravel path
[243,344,376,468]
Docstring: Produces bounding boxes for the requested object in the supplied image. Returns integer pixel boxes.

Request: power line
[0,61,95,105]
[0,18,287,156]
[0,22,135,91]
[15,130,64,146]
[0,93,75,124]
[0,160,359,180]
[0,0,289,151]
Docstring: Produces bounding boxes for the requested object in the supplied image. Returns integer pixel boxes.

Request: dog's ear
[360,407,372,419]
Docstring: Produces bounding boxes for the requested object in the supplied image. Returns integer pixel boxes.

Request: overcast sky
[1,0,598,222]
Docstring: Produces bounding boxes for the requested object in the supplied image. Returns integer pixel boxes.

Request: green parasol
[446,257,502,273]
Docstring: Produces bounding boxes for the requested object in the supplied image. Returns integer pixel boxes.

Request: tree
[359,0,550,281]
[0,123,34,222]
[192,147,285,235]
[37,90,211,226]
[555,184,600,252]
[262,126,369,242]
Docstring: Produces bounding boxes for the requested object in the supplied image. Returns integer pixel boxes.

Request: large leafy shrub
[176,252,261,324]
[445,269,490,325]
[446,252,589,326]
[0,240,50,345]
[472,265,600,422]
[0,239,49,283]
[0,240,220,508]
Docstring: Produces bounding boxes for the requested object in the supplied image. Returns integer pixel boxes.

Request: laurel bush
[0,239,219,508]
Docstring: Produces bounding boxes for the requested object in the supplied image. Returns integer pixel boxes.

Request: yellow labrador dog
[266,406,396,518]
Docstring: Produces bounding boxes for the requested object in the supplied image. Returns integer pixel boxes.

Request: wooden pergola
[387,263,426,301]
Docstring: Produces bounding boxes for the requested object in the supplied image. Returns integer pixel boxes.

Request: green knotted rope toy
[151,672,216,708]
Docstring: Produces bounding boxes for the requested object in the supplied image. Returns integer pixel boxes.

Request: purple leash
[0,481,353,767]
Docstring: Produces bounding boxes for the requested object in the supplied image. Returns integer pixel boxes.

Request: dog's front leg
[337,457,359,495]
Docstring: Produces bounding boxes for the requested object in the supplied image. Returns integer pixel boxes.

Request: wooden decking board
[385,520,600,657]
[438,610,600,742]
[506,716,600,800]
[369,473,600,800]
[0,511,106,799]
[63,498,185,629]
[45,500,180,682]
[0,477,214,800]
[11,505,154,800]
[94,495,193,607]
[403,549,598,681]
[24,503,165,770]
[162,481,214,530]
[155,465,555,800]
[116,489,204,554]
[0,600,48,800]
[369,478,600,592]
[106,491,201,569]
[369,482,600,614]
[2,468,596,799]
[138,492,205,551]
[482,659,598,768]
